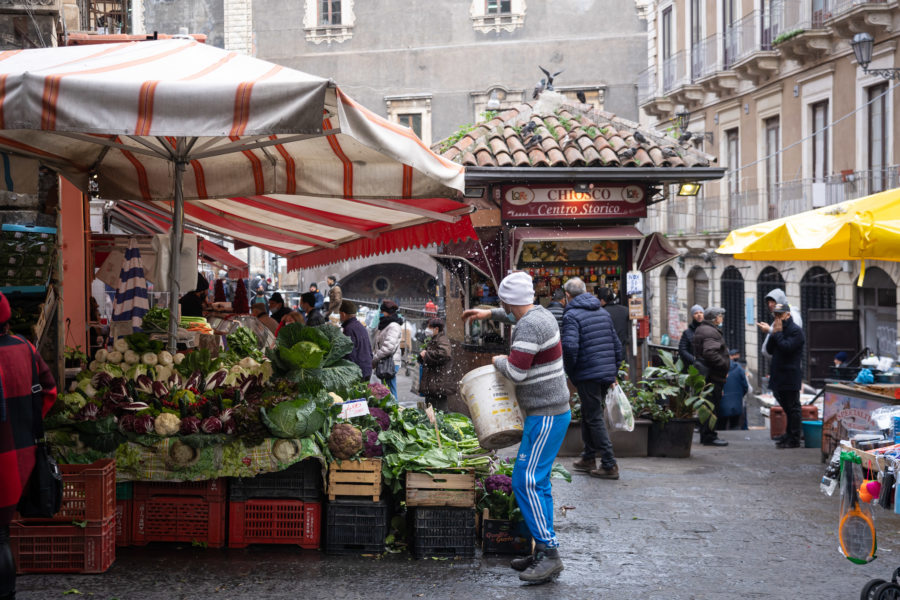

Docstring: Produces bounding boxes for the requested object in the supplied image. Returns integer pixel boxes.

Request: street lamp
[674,110,713,146]
[851,32,900,79]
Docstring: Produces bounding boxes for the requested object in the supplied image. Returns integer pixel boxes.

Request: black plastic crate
[411,507,476,559]
[230,459,324,502]
[325,498,390,555]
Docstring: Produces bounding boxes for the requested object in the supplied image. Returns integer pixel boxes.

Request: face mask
[506,311,517,323]
[424,329,434,338]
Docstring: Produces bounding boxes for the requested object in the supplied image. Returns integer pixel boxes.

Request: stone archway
[856,267,898,358]
[721,266,745,359]
[341,263,438,308]
[756,266,785,382]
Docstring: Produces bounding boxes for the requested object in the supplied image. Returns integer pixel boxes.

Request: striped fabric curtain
[112,238,150,333]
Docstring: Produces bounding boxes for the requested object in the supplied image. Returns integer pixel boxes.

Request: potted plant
[64,345,89,369]
[629,350,716,458]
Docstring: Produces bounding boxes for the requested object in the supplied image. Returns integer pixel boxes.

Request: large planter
[647,418,695,458]
[557,419,650,458]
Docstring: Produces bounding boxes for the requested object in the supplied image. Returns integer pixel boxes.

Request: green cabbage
[259,396,326,439]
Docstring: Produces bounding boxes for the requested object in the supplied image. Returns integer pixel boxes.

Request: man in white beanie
[463,271,570,584]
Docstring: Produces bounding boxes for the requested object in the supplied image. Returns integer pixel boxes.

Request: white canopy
[0,40,472,346]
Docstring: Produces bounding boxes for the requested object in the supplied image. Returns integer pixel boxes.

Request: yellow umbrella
[717,187,900,285]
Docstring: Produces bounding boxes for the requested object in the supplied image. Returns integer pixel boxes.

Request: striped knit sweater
[491,306,570,417]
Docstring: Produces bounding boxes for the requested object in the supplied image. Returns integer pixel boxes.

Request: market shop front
[433,98,725,378]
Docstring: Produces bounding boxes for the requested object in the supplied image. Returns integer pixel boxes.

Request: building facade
[637,0,900,385]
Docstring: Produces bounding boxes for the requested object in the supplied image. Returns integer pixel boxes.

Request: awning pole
[168,138,187,352]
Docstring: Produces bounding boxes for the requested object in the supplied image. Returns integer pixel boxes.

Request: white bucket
[459,365,524,450]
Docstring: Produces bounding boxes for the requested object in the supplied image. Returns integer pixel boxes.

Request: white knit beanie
[498,272,534,306]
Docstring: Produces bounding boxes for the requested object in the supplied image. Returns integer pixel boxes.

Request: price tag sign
[628,295,645,319]
[338,399,371,420]
[626,270,643,296]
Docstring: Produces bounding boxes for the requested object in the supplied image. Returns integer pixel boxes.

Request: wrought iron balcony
[824,0,895,38]
[769,0,832,62]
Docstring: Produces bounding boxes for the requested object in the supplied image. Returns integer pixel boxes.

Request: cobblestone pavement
[15,392,900,599]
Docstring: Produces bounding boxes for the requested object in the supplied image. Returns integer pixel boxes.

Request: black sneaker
[772,433,788,442]
[519,546,564,584]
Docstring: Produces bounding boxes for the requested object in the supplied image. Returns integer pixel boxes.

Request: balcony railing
[661,51,689,93]
[696,195,727,233]
[770,0,830,36]
[637,66,657,105]
[659,167,900,235]
[692,34,724,81]
[666,196,693,234]
[828,0,888,17]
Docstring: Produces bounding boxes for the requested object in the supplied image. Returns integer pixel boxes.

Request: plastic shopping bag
[604,383,635,432]
[410,363,423,396]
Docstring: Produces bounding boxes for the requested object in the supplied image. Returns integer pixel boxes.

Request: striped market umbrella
[112,237,150,334]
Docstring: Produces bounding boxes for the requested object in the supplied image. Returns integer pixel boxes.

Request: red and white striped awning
[0,40,473,268]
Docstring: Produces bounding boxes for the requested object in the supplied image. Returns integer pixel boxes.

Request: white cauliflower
[106,351,123,364]
[154,413,181,437]
[95,349,109,363]
[123,350,140,365]
[157,351,174,366]
[141,352,158,366]
[113,338,129,353]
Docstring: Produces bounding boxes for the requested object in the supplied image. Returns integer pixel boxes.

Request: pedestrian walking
[418,318,453,412]
[765,303,805,448]
[546,288,566,326]
[326,275,342,316]
[720,348,748,430]
[692,306,729,447]
[373,300,403,400]
[463,271,570,584]
[561,278,624,480]
[340,300,372,382]
[0,292,58,600]
[679,304,705,368]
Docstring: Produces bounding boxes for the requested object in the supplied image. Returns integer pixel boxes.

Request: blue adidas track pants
[512,411,571,548]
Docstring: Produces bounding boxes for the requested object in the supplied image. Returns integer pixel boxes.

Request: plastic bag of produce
[604,383,634,432]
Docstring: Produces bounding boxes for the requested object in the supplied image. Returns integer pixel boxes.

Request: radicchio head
[180,416,201,435]
[200,416,223,434]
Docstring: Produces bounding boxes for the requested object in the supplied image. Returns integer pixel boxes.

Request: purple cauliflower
[483,474,513,495]
[200,416,223,434]
[180,416,201,435]
[362,430,383,458]
[367,382,391,400]
[369,407,390,431]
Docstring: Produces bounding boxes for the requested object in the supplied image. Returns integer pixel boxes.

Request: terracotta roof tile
[435,99,715,170]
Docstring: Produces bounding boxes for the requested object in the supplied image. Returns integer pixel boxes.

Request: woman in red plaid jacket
[0,292,57,600]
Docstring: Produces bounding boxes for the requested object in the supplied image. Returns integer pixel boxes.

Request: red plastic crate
[133,478,226,501]
[115,500,132,547]
[131,496,226,548]
[19,459,116,523]
[10,517,115,573]
[228,500,321,549]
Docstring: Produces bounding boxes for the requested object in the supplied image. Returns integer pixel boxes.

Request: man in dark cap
[300,292,325,326]
[268,292,291,323]
[692,306,730,447]
[340,300,372,381]
[179,273,209,317]
[766,303,805,448]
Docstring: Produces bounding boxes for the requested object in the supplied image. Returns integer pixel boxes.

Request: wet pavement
[16,375,900,600]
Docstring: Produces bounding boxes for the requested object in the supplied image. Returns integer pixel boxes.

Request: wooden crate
[327,458,382,502]
[406,470,475,508]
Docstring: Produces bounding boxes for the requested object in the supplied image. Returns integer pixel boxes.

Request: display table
[47,431,323,483]
[823,383,900,459]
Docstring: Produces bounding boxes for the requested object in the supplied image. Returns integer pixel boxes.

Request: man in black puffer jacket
[561,277,624,480]
[692,307,730,447]
[766,303,805,449]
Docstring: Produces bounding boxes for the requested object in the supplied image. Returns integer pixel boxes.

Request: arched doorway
[857,267,898,358]
[687,266,709,311]
[757,266,785,382]
[800,266,836,377]
[721,266,745,358]
[660,267,680,343]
